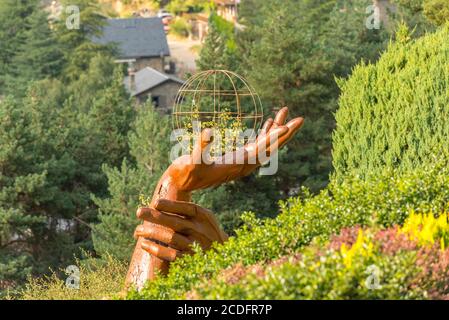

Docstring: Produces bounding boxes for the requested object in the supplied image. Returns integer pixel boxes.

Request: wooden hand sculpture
[134,199,228,263]
[125,107,304,289]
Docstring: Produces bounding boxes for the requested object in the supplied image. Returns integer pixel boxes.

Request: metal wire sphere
[172,70,263,136]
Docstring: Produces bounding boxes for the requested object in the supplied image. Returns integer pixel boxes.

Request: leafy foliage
[0,56,135,293]
[393,0,449,28]
[56,0,112,82]
[170,17,192,38]
[4,0,449,300]
[333,25,449,178]
[193,0,390,233]
[196,13,237,72]
[191,214,449,300]
[242,0,388,193]
[1,4,63,97]
[20,165,449,299]
[166,0,210,15]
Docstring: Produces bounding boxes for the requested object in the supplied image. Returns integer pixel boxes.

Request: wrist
[151,172,192,205]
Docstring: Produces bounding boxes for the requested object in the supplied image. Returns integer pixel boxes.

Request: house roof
[124,67,184,97]
[215,0,238,5]
[94,18,170,59]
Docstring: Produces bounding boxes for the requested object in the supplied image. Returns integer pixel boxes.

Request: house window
[152,96,160,107]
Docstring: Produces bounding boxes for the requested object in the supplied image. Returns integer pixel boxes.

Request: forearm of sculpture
[125,169,231,290]
[145,172,228,249]
[124,173,192,290]
[150,172,193,205]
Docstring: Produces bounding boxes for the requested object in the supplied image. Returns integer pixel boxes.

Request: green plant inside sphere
[173,70,264,155]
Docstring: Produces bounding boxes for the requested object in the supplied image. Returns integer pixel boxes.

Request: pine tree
[197,12,239,72]
[92,105,172,260]
[0,96,49,293]
[56,0,111,82]
[91,161,145,261]
[0,0,37,94]
[0,56,136,291]
[3,8,64,97]
[243,0,388,193]
[0,0,139,293]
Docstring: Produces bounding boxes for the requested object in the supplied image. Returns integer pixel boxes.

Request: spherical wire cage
[172,70,264,155]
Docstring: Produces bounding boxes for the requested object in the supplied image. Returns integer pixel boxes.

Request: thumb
[192,128,214,165]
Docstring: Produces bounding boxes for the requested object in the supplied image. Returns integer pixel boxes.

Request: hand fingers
[155,199,212,218]
[141,239,182,262]
[154,199,224,243]
[278,117,304,148]
[137,207,195,233]
[273,107,289,127]
[228,126,287,167]
[134,223,193,251]
[192,128,214,165]
[261,118,273,133]
[239,116,304,175]
[252,126,288,160]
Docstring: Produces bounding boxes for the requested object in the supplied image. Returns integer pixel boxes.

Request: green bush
[190,243,422,300]
[170,17,192,38]
[191,213,449,300]
[332,25,449,178]
[128,164,449,299]
[21,255,126,300]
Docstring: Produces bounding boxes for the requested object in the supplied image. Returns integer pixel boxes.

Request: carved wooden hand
[125,107,304,290]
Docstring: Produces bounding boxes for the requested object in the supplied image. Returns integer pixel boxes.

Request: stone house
[215,0,239,23]
[94,17,171,73]
[184,13,209,42]
[124,67,184,113]
[374,0,397,27]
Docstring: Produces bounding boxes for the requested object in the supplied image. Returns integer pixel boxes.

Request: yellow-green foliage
[400,211,449,248]
[333,25,449,178]
[340,230,375,268]
[423,0,449,26]
[170,17,192,38]
[21,255,127,300]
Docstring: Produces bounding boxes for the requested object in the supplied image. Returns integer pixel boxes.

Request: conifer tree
[333,24,449,178]
[243,0,388,192]
[196,13,238,71]
[56,0,111,82]
[393,0,449,28]
[0,0,38,94]
[92,105,172,260]
[3,8,64,97]
[0,57,136,290]
[0,97,48,292]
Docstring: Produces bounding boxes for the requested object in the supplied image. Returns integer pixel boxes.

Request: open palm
[163,107,304,193]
